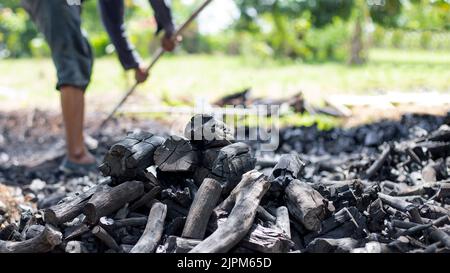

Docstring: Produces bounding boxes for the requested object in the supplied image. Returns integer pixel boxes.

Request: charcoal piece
[211,142,256,193]
[44,179,111,226]
[190,171,269,253]
[0,225,62,253]
[184,114,234,148]
[269,153,305,195]
[182,178,222,239]
[285,179,334,232]
[154,135,199,172]
[164,236,201,253]
[306,238,360,253]
[84,181,144,224]
[130,202,167,253]
[99,131,164,183]
[240,223,294,253]
[92,225,121,252]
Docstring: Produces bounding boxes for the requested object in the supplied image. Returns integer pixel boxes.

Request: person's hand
[162,31,182,52]
[134,65,149,84]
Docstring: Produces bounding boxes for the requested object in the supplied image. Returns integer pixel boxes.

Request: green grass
[0,48,449,110]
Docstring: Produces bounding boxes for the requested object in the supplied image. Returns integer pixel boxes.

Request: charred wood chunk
[190,171,270,253]
[211,142,256,193]
[165,217,186,237]
[64,223,90,241]
[240,223,294,253]
[270,153,305,189]
[165,236,201,253]
[161,186,192,207]
[377,193,423,223]
[65,240,89,253]
[130,202,167,253]
[422,160,447,183]
[184,114,234,148]
[129,186,161,211]
[0,223,18,241]
[419,203,450,219]
[429,227,450,248]
[367,199,387,232]
[351,241,395,253]
[162,199,190,219]
[182,178,222,239]
[84,181,144,224]
[153,136,199,172]
[285,180,334,232]
[256,206,277,224]
[0,224,62,253]
[363,145,391,180]
[202,147,222,170]
[99,132,164,182]
[416,141,450,160]
[24,225,45,240]
[306,238,360,253]
[44,179,111,226]
[275,206,291,239]
[193,166,211,187]
[92,225,121,252]
[304,207,367,245]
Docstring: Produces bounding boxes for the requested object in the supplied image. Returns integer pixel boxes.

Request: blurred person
[21,0,178,175]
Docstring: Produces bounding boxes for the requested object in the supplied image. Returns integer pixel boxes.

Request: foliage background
[1,0,449,62]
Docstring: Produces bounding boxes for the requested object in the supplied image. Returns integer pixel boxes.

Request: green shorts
[22,0,93,91]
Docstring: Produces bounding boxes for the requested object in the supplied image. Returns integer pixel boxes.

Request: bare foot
[68,149,96,164]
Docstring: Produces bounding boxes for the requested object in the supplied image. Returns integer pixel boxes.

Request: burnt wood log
[190,170,270,253]
[165,217,186,237]
[84,181,144,224]
[285,179,334,232]
[64,223,90,241]
[363,145,391,180]
[367,199,387,232]
[240,223,294,253]
[378,193,423,223]
[24,225,45,240]
[153,136,199,172]
[275,206,291,239]
[202,147,222,170]
[419,203,450,219]
[304,207,366,244]
[422,160,447,183]
[113,204,129,220]
[306,238,360,253]
[184,114,234,148]
[129,186,161,211]
[43,178,111,225]
[65,240,89,253]
[182,178,222,239]
[211,142,256,193]
[0,224,62,253]
[99,132,164,182]
[256,206,277,224]
[428,227,450,248]
[130,202,167,253]
[92,225,121,252]
[351,241,394,253]
[270,153,305,189]
[193,166,212,187]
[165,236,201,253]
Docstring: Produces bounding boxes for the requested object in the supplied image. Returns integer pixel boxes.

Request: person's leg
[60,85,95,164]
[23,0,95,167]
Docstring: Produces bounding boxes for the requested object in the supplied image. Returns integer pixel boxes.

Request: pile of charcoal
[1,113,449,253]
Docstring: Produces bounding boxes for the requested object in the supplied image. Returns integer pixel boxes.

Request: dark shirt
[98,0,174,70]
